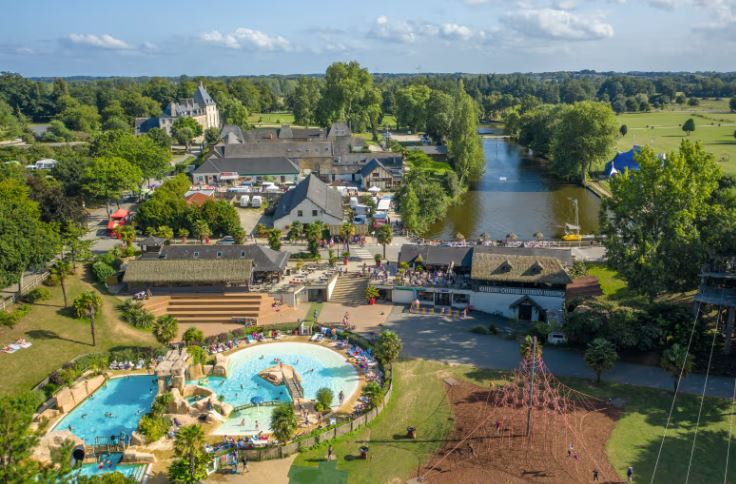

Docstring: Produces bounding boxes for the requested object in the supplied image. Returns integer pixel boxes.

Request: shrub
[151,393,173,416]
[183,327,204,346]
[488,324,498,335]
[24,287,50,303]
[374,330,402,367]
[44,274,60,287]
[138,414,169,442]
[362,382,384,409]
[315,387,334,412]
[118,301,155,329]
[92,261,116,283]
[0,304,31,328]
[470,325,490,335]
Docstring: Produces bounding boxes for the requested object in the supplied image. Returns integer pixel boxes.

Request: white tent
[368,186,381,193]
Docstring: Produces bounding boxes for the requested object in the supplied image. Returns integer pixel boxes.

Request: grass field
[0,270,155,397]
[452,365,736,483]
[616,108,736,173]
[289,359,454,484]
[249,112,296,126]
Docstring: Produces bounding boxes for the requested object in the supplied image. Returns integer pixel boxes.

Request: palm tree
[170,424,208,483]
[270,403,298,443]
[50,259,72,308]
[182,327,203,346]
[376,224,393,260]
[340,222,356,256]
[153,315,179,346]
[73,291,102,346]
[193,220,211,243]
[267,229,283,251]
[660,343,694,392]
[177,228,189,243]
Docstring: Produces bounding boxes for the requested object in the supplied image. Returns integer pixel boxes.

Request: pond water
[424,130,601,240]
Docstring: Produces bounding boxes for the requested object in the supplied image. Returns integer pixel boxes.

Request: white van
[239,195,250,208]
[349,196,359,208]
[251,195,263,208]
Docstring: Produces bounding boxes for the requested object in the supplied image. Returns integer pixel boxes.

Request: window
[297,210,303,217]
[240,251,246,258]
[193,251,199,258]
[312,210,318,217]
[217,251,222,258]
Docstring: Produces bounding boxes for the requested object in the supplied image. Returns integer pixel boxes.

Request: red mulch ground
[418,381,623,484]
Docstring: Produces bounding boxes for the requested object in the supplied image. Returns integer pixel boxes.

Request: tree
[91,130,171,181]
[315,387,334,412]
[660,343,694,392]
[183,327,203,346]
[270,403,298,443]
[218,95,250,131]
[400,184,420,234]
[287,221,302,243]
[171,117,203,148]
[50,259,72,308]
[292,76,321,126]
[0,99,23,141]
[340,223,355,256]
[0,391,46,482]
[396,84,431,132]
[601,141,720,300]
[73,290,102,346]
[620,124,628,137]
[42,120,75,142]
[425,90,454,143]
[375,224,393,260]
[267,229,282,251]
[204,127,221,146]
[82,157,142,213]
[169,424,209,484]
[551,101,618,184]
[192,220,211,243]
[449,84,484,182]
[374,330,402,367]
[362,381,384,409]
[155,225,174,242]
[146,127,173,150]
[0,179,60,294]
[583,338,618,384]
[682,118,696,135]
[316,61,381,134]
[153,315,178,346]
[730,97,736,113]
[115,225,137,248]
[58,102,100,133]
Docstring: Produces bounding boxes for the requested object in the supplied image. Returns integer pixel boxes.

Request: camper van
[349,196,359,208]
[239,195,250,208]
[251,195,263,208]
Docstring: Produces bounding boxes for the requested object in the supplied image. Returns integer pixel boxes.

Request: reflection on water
[425,136,600,240]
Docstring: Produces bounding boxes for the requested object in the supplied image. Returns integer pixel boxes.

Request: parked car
[547,332,568,345]
[239,195,250,208]
[217,236,235,245]
[251,195,263,208]
[353,215,367,225]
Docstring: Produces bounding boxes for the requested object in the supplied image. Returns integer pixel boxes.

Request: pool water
[53,376,158,445]
[193,342,359,435]
[74,453,146,482]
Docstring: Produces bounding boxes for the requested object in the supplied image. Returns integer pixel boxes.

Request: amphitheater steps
[142,293,282,324]
[329,276,368,305]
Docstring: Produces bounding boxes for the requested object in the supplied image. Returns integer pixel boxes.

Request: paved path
[378,308,736,399]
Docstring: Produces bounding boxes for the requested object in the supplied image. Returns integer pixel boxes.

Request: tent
[368,186,381,193]
[604,146,641,177]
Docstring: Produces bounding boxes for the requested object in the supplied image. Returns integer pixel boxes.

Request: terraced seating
[143,293,286,324]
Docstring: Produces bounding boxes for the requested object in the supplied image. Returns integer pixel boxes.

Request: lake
[424,132,601,240]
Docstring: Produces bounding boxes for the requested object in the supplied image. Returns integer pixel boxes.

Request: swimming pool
[192,342,359,434]
[53,375,158,445]
[74,453,147,482]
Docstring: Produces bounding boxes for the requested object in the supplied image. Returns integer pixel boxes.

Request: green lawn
[0,271,156,397]
[451,365,736,483]
[249,112,296,126]
[615,109,736,173]
[289,359,454,484]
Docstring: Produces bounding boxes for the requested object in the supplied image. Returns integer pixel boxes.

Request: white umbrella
[368,186,381,193]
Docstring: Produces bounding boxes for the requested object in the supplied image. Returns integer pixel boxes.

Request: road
[379,308,736,399]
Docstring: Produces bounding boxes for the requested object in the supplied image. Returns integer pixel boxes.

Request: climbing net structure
[420,355,619,483]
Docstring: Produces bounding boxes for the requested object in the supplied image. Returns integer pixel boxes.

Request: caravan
[239,195,250,208]
[251,195,263,208]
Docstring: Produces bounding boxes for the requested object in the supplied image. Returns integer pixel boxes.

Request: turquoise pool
[53,375,158,445]
[192,342,359,435]
[74,453,146,482]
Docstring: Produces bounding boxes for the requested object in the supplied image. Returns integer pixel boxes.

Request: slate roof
[195,157,300,176]
[273,174,343,222]
[221,125,244,144]
[160,244,289,272]
[194,83,215,106]
[398,245,474,268]
[222,141,334,159]
[328,122,351,138]
[470,253,571,285]
[124,259,252,284]
[473,246,573,267]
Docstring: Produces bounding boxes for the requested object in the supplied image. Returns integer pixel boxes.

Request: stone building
[135,83,219,137]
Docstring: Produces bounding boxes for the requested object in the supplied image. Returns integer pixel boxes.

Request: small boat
[499,176,507,182]
[562,233,583,241]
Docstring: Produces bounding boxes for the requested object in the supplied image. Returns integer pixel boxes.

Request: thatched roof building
[124,259,252,288]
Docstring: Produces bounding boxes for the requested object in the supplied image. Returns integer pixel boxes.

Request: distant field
[616,108,736,173]
[249,112,295,126]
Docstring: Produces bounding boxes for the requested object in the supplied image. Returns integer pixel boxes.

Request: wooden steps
[143,293,281,324]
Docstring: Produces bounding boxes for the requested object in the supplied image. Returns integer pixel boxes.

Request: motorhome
[239,195,250,207]
[251,195,263,208]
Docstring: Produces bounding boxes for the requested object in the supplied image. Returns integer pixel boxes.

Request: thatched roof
[124,259,252,284]
[470,253,571,285]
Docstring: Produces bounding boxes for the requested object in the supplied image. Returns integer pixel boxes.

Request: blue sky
[1,0,735,76]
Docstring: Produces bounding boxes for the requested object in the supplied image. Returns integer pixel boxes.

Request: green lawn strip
[291,359,453,484]
[0,272,156,397]
[451,365,736,483]
[249,112,296,126]
[303,302,324,326]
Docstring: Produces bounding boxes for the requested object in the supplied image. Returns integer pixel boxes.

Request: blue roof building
[604,146,641,177]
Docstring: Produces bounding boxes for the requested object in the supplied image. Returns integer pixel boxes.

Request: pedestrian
[573,452,578,461]
[495,420,501,433]
[328,445,334,461]
[567,443,573,457]
[592,468,599,481]
[627,466,634,483]
[242,454,249,473]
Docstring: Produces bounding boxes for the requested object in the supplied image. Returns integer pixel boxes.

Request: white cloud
[66,33,131,50]
[504,8,614,41]
[199,28,291,51]
[440,23,474,40]
[647,0,677,10]
[368,16,417,43]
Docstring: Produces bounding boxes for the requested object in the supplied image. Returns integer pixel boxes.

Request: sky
[1,0,735,77]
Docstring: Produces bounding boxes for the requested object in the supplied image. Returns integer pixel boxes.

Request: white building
[135,83,219,137]
[271,174,344,230]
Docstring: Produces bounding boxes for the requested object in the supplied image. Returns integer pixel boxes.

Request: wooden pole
[526,337,537,438]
